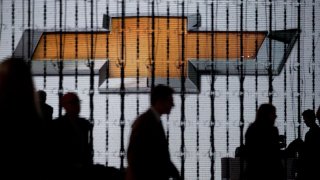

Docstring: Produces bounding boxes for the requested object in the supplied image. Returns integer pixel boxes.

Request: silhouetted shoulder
[131,109,154,129]
[78,117,93,129]
[46,104,53,113]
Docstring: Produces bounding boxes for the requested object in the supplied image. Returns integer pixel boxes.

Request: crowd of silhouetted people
[0,57,319,180]
[237,104,320,180]
[0,58,123,179]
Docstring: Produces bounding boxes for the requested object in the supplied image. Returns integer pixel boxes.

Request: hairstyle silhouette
[0,57,41,123]
[254,103,277,126]
[302,109,315,120]
[0,57,44,178]
[150,84,174,106]
[37,90,47,103]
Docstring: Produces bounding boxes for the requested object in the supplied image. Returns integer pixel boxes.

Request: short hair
[0,57,37,113]
[255,103,276,124]
[37,90,47,102]
[302,109,315,120]
[150,84,174,106]
[61,92,80,107]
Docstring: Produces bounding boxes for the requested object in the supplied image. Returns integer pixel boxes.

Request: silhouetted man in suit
[126,85,180,180]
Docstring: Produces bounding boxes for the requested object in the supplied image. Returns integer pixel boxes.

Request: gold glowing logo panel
[31,17,265,78]
[14,15,299,92]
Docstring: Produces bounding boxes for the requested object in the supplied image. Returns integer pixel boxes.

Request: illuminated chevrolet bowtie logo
[14,14,299,93]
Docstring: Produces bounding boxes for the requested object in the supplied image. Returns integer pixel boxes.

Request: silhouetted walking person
[37,90,53,123]
[300,109,320,180]
[0,57,45,178]
[126,85,180,180]
[50,92,93,177]
[244,103,284,180]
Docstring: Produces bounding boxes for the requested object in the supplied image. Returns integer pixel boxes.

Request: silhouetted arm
[168,161,181,179]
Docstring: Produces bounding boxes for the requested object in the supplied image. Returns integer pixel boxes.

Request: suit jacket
[126,108,179,180]
[50,115,93,170]
[245,123,284,180]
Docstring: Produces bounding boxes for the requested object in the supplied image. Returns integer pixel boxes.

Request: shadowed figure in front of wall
[0,57,46,179]
[126,85,181,180]
[37,90,53,124]
[299,109,320,180]
[244,103,284,180]
[49,92,93,178]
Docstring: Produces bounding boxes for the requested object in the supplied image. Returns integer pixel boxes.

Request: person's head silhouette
[302,109,316,128]
[0,57,39,120]
[61,92,81,117]
[37,90,47,104]
[151,84,175,115]
[255,103,277,126]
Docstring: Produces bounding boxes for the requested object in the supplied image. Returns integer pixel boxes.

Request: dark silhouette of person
[37,90,53,123]
[300,109,320,180]
[0,57,45,178]
[85,164,123,180]
[244,103,284,180]
[284,137,303,179]
[50,92,93,177]
[285,138,303,158]
[126,85,180,180]
[317,105,320,124]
